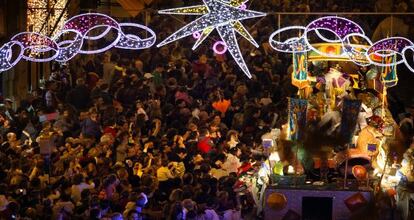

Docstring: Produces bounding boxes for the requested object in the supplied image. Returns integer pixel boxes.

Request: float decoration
[269,16,414,71]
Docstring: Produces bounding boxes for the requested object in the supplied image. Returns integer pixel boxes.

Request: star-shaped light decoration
[157,0,266,78]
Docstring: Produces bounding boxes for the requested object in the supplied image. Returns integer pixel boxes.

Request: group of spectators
[0,0,413,219]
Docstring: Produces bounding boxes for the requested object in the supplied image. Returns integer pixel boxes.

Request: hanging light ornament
[268,16,414,73]
[157,0,266,78]
[0,13,156,72]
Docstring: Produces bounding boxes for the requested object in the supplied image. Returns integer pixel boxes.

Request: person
[157,158,176,194]
[44,81,59,111]
[66,78,91,111]
[222,146,242,175]
[71,174,95,203]
[197,128,214,154]
[80,110,101,139]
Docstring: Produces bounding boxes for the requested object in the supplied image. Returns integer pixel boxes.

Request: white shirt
[222,153,241,175]
[71,182,95,203]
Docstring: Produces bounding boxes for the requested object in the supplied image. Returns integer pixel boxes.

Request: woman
[156,158,176,194]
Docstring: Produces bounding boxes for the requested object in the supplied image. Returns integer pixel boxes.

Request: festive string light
[0,13,156,72]
[269,16,414,72]
[27,0,68,36]
[157,0,266,78]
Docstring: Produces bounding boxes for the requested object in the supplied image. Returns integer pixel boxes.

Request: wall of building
[1,0,28,106]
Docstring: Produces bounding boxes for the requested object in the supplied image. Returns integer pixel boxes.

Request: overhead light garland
[0,13,156,72]
[157,0,266,78]
[269,16,414,72]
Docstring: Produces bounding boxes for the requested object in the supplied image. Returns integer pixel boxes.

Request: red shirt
[103,126,117,138]
[197,137,213,154]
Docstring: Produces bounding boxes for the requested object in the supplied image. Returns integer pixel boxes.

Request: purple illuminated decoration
[213,41,228,54]
[269,16,414,73]
[307,16,364,39]
[367,37,413,55]
[0,13,156,72]
[367,37,414,67]
[193,32,201,39]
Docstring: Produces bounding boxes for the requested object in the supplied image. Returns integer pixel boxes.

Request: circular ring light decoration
[268,26,310,53]
[268,16,414,73]
[0,41,24,71]
[213,41,228,54]
[53,29,84,62]
[63,13,122,54]
[304,16,365,58]
[115,23,157,50]
[342,33,373,67]
[366,37,414,67]
[0,13,156,72]
[11,32,59,62]
[402,46,414,72]
[193,31,201,39]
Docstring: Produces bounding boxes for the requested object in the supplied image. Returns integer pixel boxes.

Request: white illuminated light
[53,29,83,62]
[0,13,156,72]
[115,23,157,50]
[268,16,414,73]
[0,41,24,71]
[157,0,266,78]
[342,33,373,67]
[268,26,309,53]
[402,46,414,72]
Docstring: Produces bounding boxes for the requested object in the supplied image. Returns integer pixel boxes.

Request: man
[44,81,59,111]
[66,78,91,111]
[102,52,118,85]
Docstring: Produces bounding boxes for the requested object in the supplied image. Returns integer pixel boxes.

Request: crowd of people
[0,0,414,219]
[0,11,291,219]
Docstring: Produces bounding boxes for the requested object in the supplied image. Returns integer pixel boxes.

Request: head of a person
[73,174,84,185]
[6,132,16,142]
[76,78,85,86]
[134,59,143,72]
[199,127,210,137]
[127,210,140,220]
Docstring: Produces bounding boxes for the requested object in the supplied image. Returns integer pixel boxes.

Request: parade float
[248,16,414,220]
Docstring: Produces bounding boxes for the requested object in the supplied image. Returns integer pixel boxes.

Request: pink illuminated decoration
[269,16,414,72]
[240,3,247,10]
[213,41,228,54]
[0,13,156,72]
[193,32,201,39]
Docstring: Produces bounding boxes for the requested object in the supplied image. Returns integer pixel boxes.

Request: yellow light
[27,0,68,36]
[229,0,248,7]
